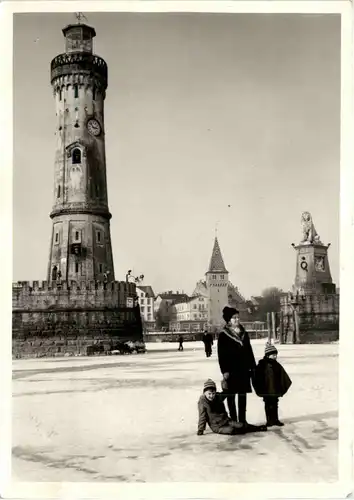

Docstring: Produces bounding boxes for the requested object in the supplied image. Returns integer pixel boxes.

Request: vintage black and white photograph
[2,0,353,494]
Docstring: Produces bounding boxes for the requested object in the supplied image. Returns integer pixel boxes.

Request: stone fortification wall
[12,280,144,358]
[280,293,339,344]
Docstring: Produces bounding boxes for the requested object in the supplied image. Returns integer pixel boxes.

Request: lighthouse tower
[48,20,114,282]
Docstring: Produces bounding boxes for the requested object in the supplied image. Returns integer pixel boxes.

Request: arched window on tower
[72,148,81,164]
[59,88,62,101]
[57,185,61,198]
[74,84,79,98]
[51,266,58,281]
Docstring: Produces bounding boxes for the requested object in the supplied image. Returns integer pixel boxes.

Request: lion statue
[301,211,322,244]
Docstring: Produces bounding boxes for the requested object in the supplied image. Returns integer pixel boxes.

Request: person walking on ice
[197,379,267,435]
[253,341,292,427]
[202,330,214,358]
[178,335,184,351]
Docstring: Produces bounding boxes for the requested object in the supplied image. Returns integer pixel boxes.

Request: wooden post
[293,308,300,344]
[267,312,271,342]
[278,311,283,344]
[271,312,276,342]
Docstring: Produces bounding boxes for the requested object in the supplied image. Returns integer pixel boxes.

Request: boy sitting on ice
[197,379,267,435]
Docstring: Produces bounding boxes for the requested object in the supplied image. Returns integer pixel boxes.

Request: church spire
[208,237,228,273]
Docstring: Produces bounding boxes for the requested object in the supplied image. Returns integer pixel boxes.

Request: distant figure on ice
[202,331,214,357]
[197,379,267,436]
[178,335,184,351]
[217,307,256,426]
[253,342,292,427]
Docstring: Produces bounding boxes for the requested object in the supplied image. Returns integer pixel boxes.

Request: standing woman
[218,306,256,426]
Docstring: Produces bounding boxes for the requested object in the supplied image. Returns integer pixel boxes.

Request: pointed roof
[207,237,228,273]
[136,285,155,298]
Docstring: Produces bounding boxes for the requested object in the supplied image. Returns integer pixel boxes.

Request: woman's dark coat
[202,333,213,346]
[217,324,256,394]
[253,357,292,397]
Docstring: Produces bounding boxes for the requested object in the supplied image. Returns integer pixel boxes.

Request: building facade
[136,285,156,331]
[169,295,208,332]
[154,291,189,329]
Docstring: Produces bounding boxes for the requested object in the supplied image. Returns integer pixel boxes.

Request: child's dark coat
[253,357,292,397]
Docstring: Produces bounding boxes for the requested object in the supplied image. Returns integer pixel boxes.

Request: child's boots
[265,406,273,427]
[265,402,284,427]
[273,405,284,427]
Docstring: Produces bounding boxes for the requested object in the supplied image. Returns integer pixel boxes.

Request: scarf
[222,324,244,346]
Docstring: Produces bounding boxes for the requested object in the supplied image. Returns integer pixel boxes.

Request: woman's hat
[203,379,216,392]
[265,341,278,356]
[222,306,239,323]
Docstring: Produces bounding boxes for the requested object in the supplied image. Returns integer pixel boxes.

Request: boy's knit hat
[203,379,216,392]
[222,306,239,323]
[265,341,278,357]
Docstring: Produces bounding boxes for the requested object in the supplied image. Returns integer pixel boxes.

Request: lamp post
[124,271,145,334]
[125,270,145,284]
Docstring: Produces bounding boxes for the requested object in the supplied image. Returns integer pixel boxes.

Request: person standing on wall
[217,307,256,427]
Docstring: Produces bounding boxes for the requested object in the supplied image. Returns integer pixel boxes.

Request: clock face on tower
[87,119,101,136]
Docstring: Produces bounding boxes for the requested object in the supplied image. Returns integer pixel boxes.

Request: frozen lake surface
[12,340,338,482]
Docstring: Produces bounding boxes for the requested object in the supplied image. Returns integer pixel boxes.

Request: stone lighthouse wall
[12,280,144,358]
[279,293,339,344]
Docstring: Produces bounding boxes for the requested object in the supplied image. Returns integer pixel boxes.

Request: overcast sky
[13,12,340,297]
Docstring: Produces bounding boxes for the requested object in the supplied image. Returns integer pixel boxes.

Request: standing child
[253,342,292,427]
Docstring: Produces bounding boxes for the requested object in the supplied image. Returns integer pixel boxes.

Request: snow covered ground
[12,340,338,483]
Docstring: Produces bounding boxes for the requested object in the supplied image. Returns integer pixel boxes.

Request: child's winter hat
[265,341,278,357]
[222,306,239,323]
[203,379,216,392]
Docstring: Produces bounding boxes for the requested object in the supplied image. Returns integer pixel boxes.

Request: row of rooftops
[137,286,189,302]
[138,287,261,307]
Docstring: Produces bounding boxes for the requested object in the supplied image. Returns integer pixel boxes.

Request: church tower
[206,237,229,330]
[47,20,115,282]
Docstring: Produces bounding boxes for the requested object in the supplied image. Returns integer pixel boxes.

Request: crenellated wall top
[51,52,107,89]
[280,292,339,306]
[12,280,136,293]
